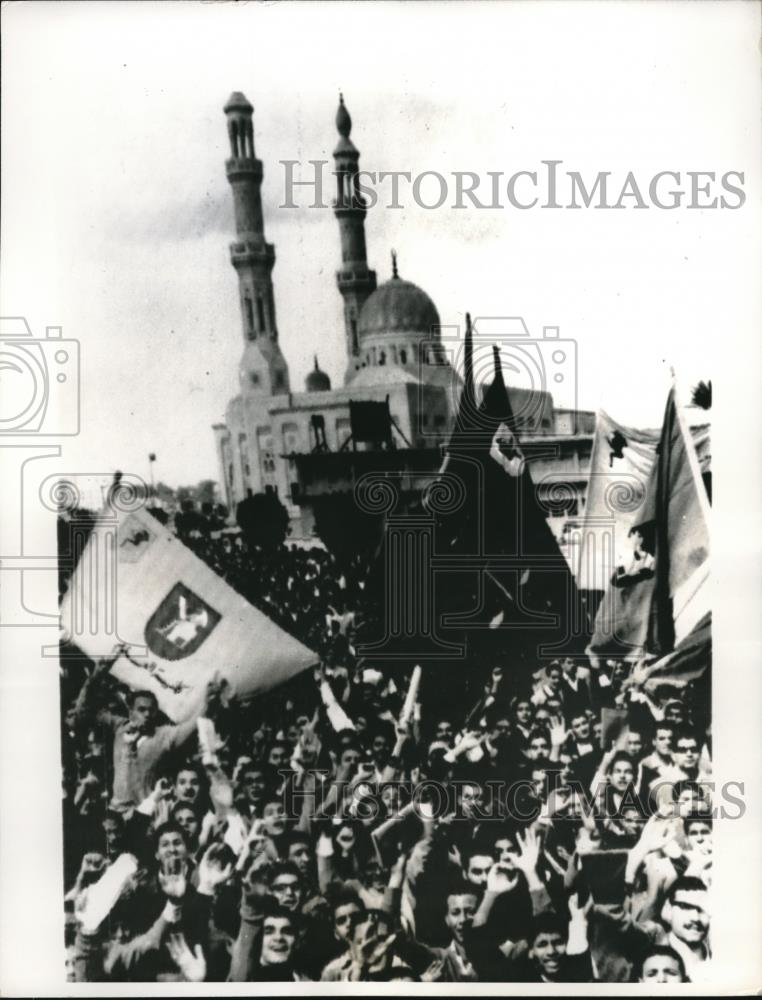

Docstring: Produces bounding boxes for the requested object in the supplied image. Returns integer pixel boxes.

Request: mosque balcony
[230,241,275,267]
[225,157,263,181]
[336,267,376,289]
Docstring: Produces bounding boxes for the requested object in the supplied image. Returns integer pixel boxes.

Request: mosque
[212,92,595,546]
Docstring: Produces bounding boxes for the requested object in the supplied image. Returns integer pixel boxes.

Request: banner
[589,388,710,658]
[60,504,319,721]
[578,409,710,594]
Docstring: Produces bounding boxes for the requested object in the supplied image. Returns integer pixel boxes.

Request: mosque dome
[305,356,331,392]
[358,254,440,340]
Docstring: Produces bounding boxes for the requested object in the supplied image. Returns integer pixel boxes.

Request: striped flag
[578,410,710,594]
[590,385,710,660]
[60,503,318,721]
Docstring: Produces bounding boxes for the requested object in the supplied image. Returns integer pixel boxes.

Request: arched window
[399,348,407,365]
[256,295,266,333]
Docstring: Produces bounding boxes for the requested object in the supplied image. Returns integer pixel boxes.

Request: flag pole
[671,373,711,526]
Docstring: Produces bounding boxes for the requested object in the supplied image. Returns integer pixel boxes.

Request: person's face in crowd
[653,727,673,758]
[620,806,643,838]
[334,901,363,942]
[640,953,685,983]
[547,668,562,692]
[534,708,551,728]
[380,783,402,815]
[445,893,478,946]
[260,915,297,966]
[296,714,310,733]
[530,768,548,800]
[493,717,511,740]
[532,931,566,980]
[286,724,300,746]
[626,731,643,758]
[129,694,157,735]
[494,836,518,873]
[173,805,200,846]
[466,854,493,888]
[610,759,635,793]
[242,768,266,807]
[268,744,289,769]
[262,801,287,838]
[340,748,361,772]
[527,735,550,762]
[335,824,356,855]
[155,829,187,869]
[676,787,707,818]
[666,887,710,945]
[593,721,603,744]
[351,910,392,968]
[435,720,453,743]
[515,701,533,727]
[571,715,591,741]
[355,715,369,736]
[364,860,387,892]
[664,702,684,726]
[686,820,712,853]
[673,737,699,775]
[460,783,483,819]
[561,656,576,677]
[175,768,201,804]
[288,841,312,876]
[371,734,390,766]
[102,816,122,857]
[270,872,302,912]
[65,945,78,982]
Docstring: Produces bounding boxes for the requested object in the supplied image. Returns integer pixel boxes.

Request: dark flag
[358,317,588,703]
[432,332,588,675]
[590,385,710,661]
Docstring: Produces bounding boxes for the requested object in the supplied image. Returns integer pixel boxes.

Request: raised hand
[159,865,187,901]
[486,862,514,895]
[514,828,541,875]
[198,844,233,892]
[166,933,206,982]
[549,715,567,749]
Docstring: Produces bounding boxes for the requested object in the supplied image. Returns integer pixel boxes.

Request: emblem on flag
[144,583,221,661]
[489,422,525,477]
[118,514,155,564]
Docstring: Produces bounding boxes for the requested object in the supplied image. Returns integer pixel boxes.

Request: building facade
[212,92,596,548]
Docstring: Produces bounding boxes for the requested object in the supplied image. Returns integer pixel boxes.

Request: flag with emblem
[589,384,711,659]
[60,504,319,721]
[432,321,588,669]
[578,409,710,595]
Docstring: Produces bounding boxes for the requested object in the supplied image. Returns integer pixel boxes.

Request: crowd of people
[60,521,713,984]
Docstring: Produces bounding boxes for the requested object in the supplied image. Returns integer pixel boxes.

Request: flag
[642,611,711,695]
[359,317,587,678]
[60,503,319,721]
[432,326,588,667]
[590,386,710,659]
[578,410,710,593]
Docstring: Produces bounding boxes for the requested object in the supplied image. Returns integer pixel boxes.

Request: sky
[2,1,760,490]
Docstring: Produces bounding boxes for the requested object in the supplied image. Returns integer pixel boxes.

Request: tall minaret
[224,92,289,396]
[333,94,376,383]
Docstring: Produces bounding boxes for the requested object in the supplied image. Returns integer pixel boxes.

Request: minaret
[333,93,376,383]
[224,92,289,395]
